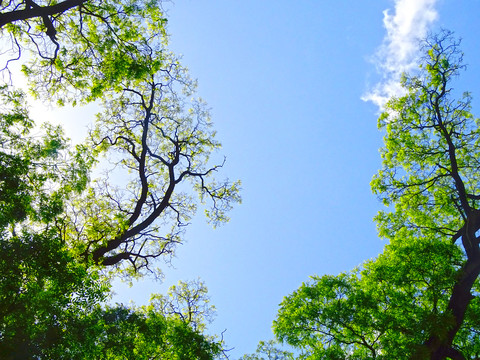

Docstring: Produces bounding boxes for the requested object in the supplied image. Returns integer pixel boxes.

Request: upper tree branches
[65,55,241,273]
[372,32,480,357]
[0,0,242,276]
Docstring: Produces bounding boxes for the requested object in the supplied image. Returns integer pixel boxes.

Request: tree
[58,46,241,274]
[0,0,241,278]
[10,0,241,275]
[0,85,106,358]
[0,83,229,358]
[149,279,217,332]
[0,0,240,356]
[372,30,480,358]
[57,282,224,359]
[273,31,480,359]
[0,0,241,276]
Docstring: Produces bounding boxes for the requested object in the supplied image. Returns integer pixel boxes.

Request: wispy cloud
[362,0,439,110]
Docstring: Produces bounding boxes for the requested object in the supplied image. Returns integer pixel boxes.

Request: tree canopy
[271,31,480,360]
[0,0,240,357]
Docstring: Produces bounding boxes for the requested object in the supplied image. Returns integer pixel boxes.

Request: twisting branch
[72,58,240,271]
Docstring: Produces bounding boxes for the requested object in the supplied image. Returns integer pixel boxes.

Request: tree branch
[0,0,86,28]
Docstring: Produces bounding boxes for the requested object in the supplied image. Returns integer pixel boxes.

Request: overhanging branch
[0,0,86,28]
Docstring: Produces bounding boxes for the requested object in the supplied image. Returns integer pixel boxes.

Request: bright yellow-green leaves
[241,340,294,360]
[14,0,167,105]
[274,272,384,359]
[273,236,468,359]
[1,0,239,357]
[148,279,216,333]
[72,53,241,272]
[372,33,479,245]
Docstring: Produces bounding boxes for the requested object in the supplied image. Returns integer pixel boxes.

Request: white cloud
[362,0,439,110]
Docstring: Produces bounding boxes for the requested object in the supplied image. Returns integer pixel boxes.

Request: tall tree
[0,0,241,277]
[371,30,480,359]
[12,0,242,275]
[273,31,480,359]
[0,84,230,358]
[0,0,240,357]
[62,47,240,274]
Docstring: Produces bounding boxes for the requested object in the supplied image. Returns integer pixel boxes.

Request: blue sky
[33,0,480,358]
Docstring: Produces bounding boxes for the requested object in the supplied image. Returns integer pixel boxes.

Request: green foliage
[13,5,242,274]
[24,0,168,104]
[0,0,167,103]
[149,279,216,332]
[240,340,294,360]
[0,86,90,229]
[274,272,383,359]
[273,31,480,359]
[1,0,241,275]
[371,35,476,244]
[59,299,223,359]
[0,0,239,357]
[0,230,107,359]
[54,50,242,274]
[0,241,223,359]
[272,241,479,359]
[0,90,108,356]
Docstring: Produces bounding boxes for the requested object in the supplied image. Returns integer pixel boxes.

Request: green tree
[0,0,240,276]
[0,0,167,89]
[0,84,229,359]
[0,0,240,357]
[273,31,480,359]
[0,85,106,358]
[10,0,241,276]
[56,281,224,359]
[66,49,241,273]
[149,279,217,332]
